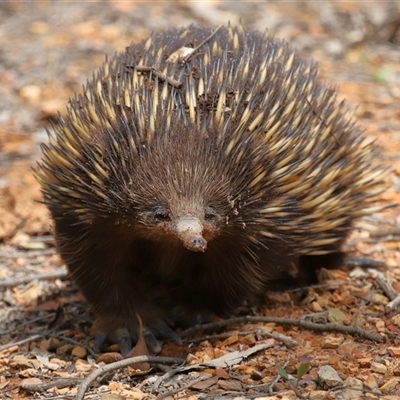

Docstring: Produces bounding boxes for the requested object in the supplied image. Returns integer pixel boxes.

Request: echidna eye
[205,207,217,220]
[153,206,170,221]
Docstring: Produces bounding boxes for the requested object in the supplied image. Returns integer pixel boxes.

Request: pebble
[317,365,343,389]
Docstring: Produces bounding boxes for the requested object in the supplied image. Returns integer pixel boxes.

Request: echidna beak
[175,216,207,252]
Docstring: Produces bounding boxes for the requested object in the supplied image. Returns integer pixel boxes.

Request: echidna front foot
[92,314,182,355]
[93,327,133,355]
[148,319,182,345]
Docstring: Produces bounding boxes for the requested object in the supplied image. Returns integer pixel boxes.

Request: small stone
[221,334,239,346]
[349,267,368,278]
[358,357,372,368]
[371,293,389,304]
[378,347,388,356]
[218,379,242,391]
[317,365,343,389]
[271,390,297,400]
[364,375,380,391]
[327,308,346,324]
[340,388,362,399]
[375,319,386,333]
[11,355,41,369]
[71,346,87,359]
[310,301,323,312]
[338,339,358,355]
[56,344,74,356]
[49,358,67,368]
[40,338,61,351]
[380,378,400,394]
[250,369,263,381]
[308,390,332,400]
[43,361,61,371]
[371,361,387,374]
[20,378,43,389]
[19,368,38,378]
[321,336,344,349]
[391,315,400,327]
[344,377,363,390]
[75,358,93,372]
[388,347,400,357]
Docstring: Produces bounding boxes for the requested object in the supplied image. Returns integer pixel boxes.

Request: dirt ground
[1,1,400,399]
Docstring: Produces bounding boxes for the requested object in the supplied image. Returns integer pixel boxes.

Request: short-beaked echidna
[35,25,386,353]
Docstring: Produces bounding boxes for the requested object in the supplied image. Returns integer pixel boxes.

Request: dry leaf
[125,313,150,371]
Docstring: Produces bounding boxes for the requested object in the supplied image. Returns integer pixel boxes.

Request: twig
[0,247,56,259]
[152,369,178,392]
[0,334,43,352]
[286,280,364,293]
[386,297,400,312]
[30,395,75,400]
[0,313,54,337]
[52,335,97,359]
[183,25,223,62]
[75,355,184,400]
[155,377,203,400]
[21,378,82,393]
[129,66,182,88]
[185,328,297,348]
[369,268,400,312]
[257,328,298,348]
[180,315,383,343]
[369,268,398,300]
[0,270,67,288]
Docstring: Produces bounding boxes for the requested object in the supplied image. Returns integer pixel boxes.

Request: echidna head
[130,128,247,253]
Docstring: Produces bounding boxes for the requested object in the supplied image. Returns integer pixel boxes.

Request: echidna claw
[115,328,133,356]
[143,330,162,354]
[151,321,183,345]
[92,331,107,354]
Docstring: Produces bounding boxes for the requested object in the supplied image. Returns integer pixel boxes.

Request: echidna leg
[53,219,183,353]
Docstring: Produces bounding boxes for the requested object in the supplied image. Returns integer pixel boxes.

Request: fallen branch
[180,315,383,343]
[75,355,184,400]
[0,334,43,352]
[0,270,67,288]
[153,342,273,391]
[21,378,81,393]
[186,327,297,348]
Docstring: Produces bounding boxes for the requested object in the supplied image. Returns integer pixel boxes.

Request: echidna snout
[174,215,208,252]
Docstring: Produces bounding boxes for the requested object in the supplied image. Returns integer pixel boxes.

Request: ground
[1,2,400,399]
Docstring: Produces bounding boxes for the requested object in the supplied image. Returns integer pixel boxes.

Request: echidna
[35,25,386,354]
